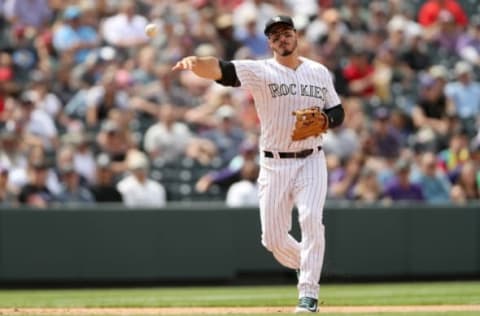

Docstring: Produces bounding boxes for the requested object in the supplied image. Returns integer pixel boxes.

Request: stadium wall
[0,204,478,283]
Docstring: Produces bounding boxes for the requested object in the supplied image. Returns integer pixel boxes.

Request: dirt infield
[2,305,480,315]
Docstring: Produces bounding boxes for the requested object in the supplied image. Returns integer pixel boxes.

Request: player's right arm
[172,56,242,87]
[171,56,222,80]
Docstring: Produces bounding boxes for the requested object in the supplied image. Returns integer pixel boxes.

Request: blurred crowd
[0,0,479,208]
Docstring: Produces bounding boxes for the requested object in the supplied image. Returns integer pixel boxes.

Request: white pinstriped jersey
[232,57,340,151]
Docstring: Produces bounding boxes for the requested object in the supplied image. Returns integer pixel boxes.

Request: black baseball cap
[264,15,295,36]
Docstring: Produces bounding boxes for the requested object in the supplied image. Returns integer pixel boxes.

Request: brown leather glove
[291,106,329,141]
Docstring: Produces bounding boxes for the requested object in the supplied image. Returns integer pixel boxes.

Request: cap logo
[274,17,281,22]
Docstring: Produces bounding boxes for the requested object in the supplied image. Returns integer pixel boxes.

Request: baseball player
[172,15,344,313]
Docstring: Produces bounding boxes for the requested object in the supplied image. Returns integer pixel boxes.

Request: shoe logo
[296,297,318,313]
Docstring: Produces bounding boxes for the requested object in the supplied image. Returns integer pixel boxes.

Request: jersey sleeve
[321,66,341,110]
[231,60,263,90]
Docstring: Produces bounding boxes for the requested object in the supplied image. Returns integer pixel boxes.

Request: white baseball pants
[257,149,327,299]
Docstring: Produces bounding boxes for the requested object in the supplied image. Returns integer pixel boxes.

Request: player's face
[268,26,298,57]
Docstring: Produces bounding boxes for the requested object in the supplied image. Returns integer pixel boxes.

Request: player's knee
[300,212,324,228]
[261,233,287,252]
[303,222,325,245]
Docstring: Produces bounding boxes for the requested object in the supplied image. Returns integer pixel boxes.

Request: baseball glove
[291,106,329,141]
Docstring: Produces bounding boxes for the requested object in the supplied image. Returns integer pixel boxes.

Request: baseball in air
[145,23,158,38]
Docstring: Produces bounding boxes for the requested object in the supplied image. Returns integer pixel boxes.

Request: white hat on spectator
[101,120,120,133]
[99,46,117,62]
[216,13,234,29]
[406,23,423,39]
[454,61,473,77]
[195,44,217,57]
[127,151,150,171]
[293,14,309,32]
[429,65,448,80]
[96,153,112,169]
[388,15,407,33]
[216,104,235,120]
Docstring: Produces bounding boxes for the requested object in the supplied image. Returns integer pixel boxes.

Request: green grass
[1,281,480,315]
[1,281,480,308]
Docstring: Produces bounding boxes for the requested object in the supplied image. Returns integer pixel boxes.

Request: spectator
[400,27,431,72]
[0,52,15,107]
[0,165,15,206]
[69,133,96,185]
[195,137,258,194]
[429,10,464,56]
[116,150,166,207]
[234,12,269,58]
[329,153,365,199]
[96,119,133,175]
[3,0,52,30]
[232,0,278,36]
[418,0,468,28]
[90,154,123,203]
[412,151,451,203]
[383,15,409,54]
[0,122,26,170]
[7,145,61,196]
[226,160,260,207]
[367,1,390,33]
[25,72,62,120]
[16,94,59,151]
[412,70,451,141]
[55,144,89,187]
[343,48,375,98]
[214,13,243,60]
[437,130,471,178]
[384,159,424,201]
[339,0,369,36]
[7,26,38,84]
[370,107,403,159]
[445,61,480,136]
[52,5,99,64]
[143,104,193,163]
[200,105,245,164]
[323,125,359,161]
[372,46,404,103]
[17,160,56,208]
[450,160,480,203]
[56,164,95,205]
[130,45,162,91]
[456,15,480,66]
[101,0,149,49]
[351,167,383,202]
[315,8,351,59]
[85,68,130,128]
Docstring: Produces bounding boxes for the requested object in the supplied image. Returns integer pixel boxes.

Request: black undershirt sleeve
[324,104,345,129]
[215,60,241,87]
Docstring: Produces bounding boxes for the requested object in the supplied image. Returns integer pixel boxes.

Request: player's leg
[293,151,328,301]
[258,159,301,269]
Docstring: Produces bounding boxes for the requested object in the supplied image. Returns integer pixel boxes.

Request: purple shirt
[456,34,480,56]
[384,179,424,201]
[10,0,52,28]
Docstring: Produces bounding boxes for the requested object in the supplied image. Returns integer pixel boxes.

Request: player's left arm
[323,104,344,129]
[321,65,344,129]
